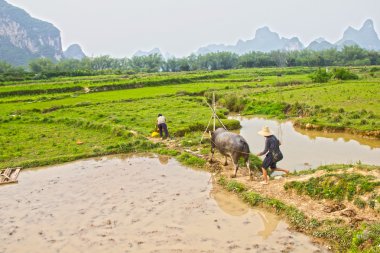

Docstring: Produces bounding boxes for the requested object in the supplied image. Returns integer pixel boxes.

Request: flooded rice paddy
[236,117,380,171]
[0,156,325,253]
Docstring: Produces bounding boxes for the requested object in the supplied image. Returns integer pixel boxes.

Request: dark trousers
[158,123,169,138]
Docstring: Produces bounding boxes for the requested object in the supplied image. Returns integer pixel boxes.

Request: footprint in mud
[8,225,18,236]
[165,225,183,231]
[228,244,240,250]
[131,219,140,224]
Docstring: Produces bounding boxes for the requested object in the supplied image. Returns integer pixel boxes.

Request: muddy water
[0,156,325,253]
[236,117,380,171]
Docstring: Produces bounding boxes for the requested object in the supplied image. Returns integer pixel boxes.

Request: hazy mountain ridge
[0,0,379,65]
[196,19,380,55]
[63,44,86,60]
[336,19,380,50]
[133,48,163,57]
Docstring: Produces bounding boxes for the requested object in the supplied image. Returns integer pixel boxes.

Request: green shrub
[333,68,359,80]
[309,68,333,83]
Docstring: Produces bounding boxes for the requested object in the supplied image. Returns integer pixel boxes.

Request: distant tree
[16,45,380,80]
[29,58,55,73]
[341,45,367,65]
[0,61,13,73]
[271,51,287,67]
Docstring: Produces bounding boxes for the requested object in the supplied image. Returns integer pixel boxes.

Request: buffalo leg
[246,160,251,177]
[209,148,214,162]
[231,154,239,178]
[224,156,228,166]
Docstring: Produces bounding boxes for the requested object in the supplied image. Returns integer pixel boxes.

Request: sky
[6,0,380,58]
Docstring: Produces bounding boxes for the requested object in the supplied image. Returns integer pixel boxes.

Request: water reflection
[233,117,380,171]
[210,179,281,239]
[210,181,249,216]
[257,212,281,239]
[158,155,169,165]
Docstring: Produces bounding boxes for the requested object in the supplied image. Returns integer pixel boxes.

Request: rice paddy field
[1,66,379,169]
[1,66,380,252]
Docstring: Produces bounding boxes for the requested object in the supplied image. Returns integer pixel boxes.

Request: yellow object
[151,131,159,138]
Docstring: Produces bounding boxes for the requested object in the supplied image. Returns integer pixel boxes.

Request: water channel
[235,117,380,171]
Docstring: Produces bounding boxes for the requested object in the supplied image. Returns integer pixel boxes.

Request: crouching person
[157,114,170,139]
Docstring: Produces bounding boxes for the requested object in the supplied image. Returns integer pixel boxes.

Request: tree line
[1,45,380,81]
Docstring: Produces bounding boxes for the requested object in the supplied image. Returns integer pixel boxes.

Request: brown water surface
[236,117,380,171]
[0,156,325,253]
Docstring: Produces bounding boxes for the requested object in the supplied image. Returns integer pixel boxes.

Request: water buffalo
[210,128,251,178]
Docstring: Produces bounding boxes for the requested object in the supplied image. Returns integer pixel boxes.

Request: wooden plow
[0,167,21,185]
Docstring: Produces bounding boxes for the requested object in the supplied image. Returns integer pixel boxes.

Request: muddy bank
[0,155,325,253]
[293,121,380,139]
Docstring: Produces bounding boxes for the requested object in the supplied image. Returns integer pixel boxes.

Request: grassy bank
[216,169,380,252]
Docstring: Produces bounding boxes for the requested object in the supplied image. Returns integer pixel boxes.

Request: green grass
[176,152,206,167]
[0,121,158,169]
[255,81,380,114]
[284,173,380,201]
[0,66,378,170]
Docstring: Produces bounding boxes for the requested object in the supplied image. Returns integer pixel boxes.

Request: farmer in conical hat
[157,114,170,139]
[256,126,289,185]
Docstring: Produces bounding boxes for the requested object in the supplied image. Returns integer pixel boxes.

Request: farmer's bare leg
[261,168,269,184]
[272,168,289,174]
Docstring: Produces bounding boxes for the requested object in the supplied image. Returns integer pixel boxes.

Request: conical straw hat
[258,126,273,137]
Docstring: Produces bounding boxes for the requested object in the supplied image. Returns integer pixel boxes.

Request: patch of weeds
[155,148,180,156]
[217,175,227,187]
[284,173,380,202]
[353,197,367,209]
[266,198,287,213]
[241,191,263,206]
[177,152,206,167]
[350,223,380,252]
[181,132,201,147]
[200,148,210,155]
[225,180,247,193]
